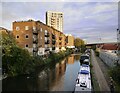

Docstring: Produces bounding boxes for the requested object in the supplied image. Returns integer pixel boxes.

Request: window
[25,26,29,30]
[45,45,47,48]
[41,28,42,32]
[45,30,47,33]
[33,26,36,31]
[16,26,20,31]
[16,35,19,39]
[25,35,29,39]
[25,44,29,48]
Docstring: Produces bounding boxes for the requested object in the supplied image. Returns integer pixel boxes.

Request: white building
[46,11,63,32]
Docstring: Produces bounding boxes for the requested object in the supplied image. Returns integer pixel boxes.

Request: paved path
[91,50,110,91]
[96,56,110,86]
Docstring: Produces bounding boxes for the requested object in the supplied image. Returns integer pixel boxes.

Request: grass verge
[90,51,100,91]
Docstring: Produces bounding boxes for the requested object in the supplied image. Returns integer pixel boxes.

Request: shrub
[109,65,120,85]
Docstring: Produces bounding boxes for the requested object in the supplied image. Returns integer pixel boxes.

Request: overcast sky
[1,0,119,44]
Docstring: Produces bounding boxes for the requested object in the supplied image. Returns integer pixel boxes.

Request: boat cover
[81,64,89,67]
[79,70,89,74]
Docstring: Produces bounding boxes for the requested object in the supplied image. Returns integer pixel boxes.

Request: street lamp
[117,28,120,65]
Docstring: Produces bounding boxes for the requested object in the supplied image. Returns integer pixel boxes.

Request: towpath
[91,49,110,91]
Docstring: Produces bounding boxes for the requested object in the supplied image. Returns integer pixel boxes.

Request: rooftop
[101,44,118,50]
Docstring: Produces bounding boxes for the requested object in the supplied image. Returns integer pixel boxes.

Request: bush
[95,51,99,56]
[2,32,72,77]
[109,65,120,85]
[2,46,33,76]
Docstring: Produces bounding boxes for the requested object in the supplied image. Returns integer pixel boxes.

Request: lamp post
[117,28,120,65]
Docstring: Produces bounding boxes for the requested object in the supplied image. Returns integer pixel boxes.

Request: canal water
[3,54,80,92]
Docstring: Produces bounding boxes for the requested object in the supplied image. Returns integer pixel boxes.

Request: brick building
[66,34,75,49]
[12,19,67,56]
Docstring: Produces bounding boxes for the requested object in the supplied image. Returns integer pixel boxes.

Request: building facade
[12,19,67,56]
[66,34,75,49]
[46,11,63,32]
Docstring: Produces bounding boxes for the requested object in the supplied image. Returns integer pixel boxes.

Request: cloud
[1,0,120,2]
[92,2,117,14]
[1,2,118,44]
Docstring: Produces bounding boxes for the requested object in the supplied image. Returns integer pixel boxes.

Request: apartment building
[66,34,75,49]
[46,11,63,32]
[13,20,37,56]
[13,19,66,56]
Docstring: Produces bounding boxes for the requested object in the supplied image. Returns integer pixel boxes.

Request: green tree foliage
[2,32,34,76]
[74,38,85,48]
[109,65,120,85]
[74,38,86,53]
[2,31,72,77]
[91,45,96,50]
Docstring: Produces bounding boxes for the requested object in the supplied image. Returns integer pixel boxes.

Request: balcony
[33,47,38,52]
[33,38,38,43]
[45,48,50,52]
[33,29,38,35]
[52,47,55,50]
[45,40,50,44]
[52,40,56,45]
[45,32,49,37]
[52,34,55,39]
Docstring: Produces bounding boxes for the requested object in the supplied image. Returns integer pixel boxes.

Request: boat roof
[75,65,91,91]
[80,66,90,72]
[75,73,92,91]
[75,86,91,91]
[81,54,89,57]
[81,64,89,67]
[79,70,89,74]
[84,59,89,62]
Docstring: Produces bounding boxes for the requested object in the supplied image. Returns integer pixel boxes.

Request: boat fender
[76,78,79,84]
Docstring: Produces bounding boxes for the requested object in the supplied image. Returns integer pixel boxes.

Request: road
[91,50,110,91]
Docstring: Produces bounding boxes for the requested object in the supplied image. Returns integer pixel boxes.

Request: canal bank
[91,50,110,91]
[2,54,81,92]
[2,49,73,78]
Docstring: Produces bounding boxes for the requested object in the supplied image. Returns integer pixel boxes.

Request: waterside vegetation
[2,31,72,77]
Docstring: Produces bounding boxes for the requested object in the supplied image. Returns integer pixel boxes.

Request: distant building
[101,44,118,50]
[0,27,11,35]
[66,34,75,49]
[46,11,63,32]
[12,19,66,56]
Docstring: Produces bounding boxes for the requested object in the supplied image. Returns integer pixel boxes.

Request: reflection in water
[3,54,80,92]
[74,54,80,61]
[37,58,66,91]
[67,55,74,64]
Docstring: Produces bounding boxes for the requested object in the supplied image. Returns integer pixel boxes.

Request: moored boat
[74,64,92,92]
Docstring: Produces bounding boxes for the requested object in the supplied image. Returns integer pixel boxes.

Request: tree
[2,31,34,76]
[74,38,86,53]
[74,38,85,48]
